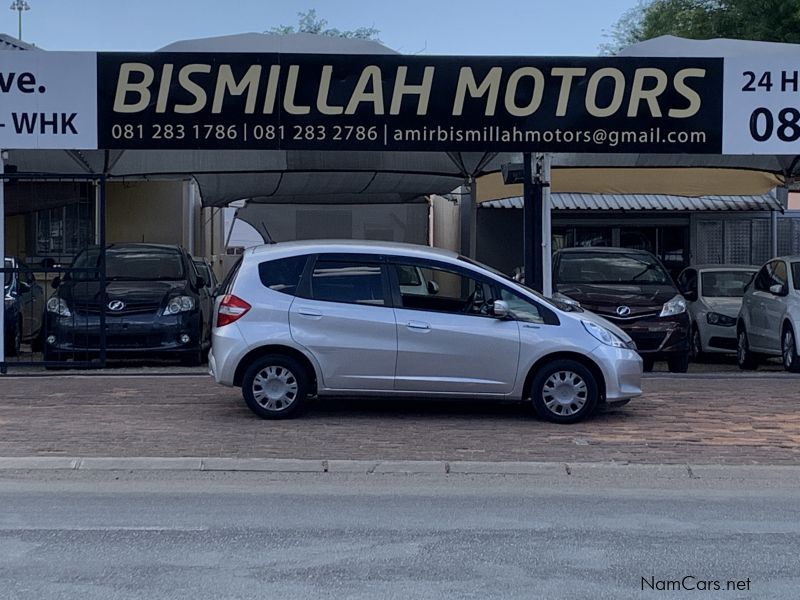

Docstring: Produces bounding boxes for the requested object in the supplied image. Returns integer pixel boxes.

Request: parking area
[1,369,798,465]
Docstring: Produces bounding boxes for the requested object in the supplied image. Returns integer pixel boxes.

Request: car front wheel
[690,325,705,362]
[736,328,759,370]
[667,353,689,373]
[530,359,599,424]
[242,354,309,419]
[5,318,22,357]
[782,325,800,373]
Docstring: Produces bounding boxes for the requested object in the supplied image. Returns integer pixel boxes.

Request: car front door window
[498,287,544,324]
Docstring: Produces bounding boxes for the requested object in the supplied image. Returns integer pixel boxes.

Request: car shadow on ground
[291,395,635,423]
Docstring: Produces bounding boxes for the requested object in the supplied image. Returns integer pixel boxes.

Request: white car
[737,256,800,372]
[209,241,642,424]
[677,265,757,360]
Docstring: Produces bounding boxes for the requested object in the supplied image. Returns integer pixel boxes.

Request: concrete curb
[0,457,798,479]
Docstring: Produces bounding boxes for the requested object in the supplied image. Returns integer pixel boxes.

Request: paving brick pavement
[0,373,798,465]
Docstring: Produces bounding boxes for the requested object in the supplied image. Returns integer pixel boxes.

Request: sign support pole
[523,153,545,293]
[0,150,5,372]
[541,153,552,297]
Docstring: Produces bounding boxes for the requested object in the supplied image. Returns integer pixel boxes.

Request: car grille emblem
[107,300,125,312]
[616,305,631,317]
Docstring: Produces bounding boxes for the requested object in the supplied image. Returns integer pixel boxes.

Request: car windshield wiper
[631,264,661,281]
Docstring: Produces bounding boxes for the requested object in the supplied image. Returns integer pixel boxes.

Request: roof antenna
[260,222,276,244]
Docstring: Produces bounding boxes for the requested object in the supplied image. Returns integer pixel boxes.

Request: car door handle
[522,324,541,329]
[297,308,323,318]
[406,320,430,330]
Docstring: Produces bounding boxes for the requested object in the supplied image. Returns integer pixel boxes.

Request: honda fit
[209,241,642,423]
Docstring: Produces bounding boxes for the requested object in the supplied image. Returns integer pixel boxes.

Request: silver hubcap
[252,365,298,411]
[784,331,795,367]
[542,371,588,417]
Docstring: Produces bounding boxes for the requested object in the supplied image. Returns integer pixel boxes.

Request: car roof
[685,264,759,272]
[246,240,460,262]
[554,247,656,256]
[107,243,183,252]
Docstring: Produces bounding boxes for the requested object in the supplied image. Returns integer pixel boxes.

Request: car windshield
[70,248,185,281]
[556,252,672,285]
[701,270,755,297]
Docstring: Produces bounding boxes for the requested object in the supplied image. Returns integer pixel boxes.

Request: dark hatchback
[552,247,690,372]
[4,257,45,357]
[44,244,211,364]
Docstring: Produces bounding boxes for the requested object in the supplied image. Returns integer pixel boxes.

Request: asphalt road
[1,470,798,600]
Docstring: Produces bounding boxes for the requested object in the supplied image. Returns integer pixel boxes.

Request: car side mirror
[491,300,509,318]
[427,280,439,295]
[51,276,61,290]
[195,276,205,290]
[683,290,697,302]
[769,283,787,296]
[18,281,31,294]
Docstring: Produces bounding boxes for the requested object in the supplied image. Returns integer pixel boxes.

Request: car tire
[642,357,654,372]
[529,359,599,424]
[736,327,759,370]
[242,354,310,419]
[5,319,22,357]
[667,353,689,373]
[179,350,203,367]
[781,324,800,373]
[689,324,705,362]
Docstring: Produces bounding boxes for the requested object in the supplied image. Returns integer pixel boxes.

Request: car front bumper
[44,311,204,356]
[591,344,643,402]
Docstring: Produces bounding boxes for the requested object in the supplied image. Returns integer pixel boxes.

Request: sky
[5,0,640,247]
[9,0,637,56]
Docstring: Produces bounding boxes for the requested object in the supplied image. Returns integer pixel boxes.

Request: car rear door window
[792,262,800,290]
[310,259,385,306]
[258,255,308,296]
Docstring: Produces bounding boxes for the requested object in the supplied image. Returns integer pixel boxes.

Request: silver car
[677,265,757,360]
[209,241,642,423]
[737,256,800,372]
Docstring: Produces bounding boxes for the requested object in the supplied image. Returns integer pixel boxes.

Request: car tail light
[217,294,251,327]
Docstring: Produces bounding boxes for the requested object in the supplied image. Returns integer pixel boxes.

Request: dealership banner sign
[0,50,796,154]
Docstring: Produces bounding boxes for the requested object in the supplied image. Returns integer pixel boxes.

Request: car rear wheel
[242,354,309,419]
[530,359,598,424]
[782,325,800,373]
[736,328,759,370]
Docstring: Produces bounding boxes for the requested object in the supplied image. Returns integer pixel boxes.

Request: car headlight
[660,295,687,317]
[707,312,736,327]
[162,296,195,315]
[46,296,72,317]
[582,320,628,349]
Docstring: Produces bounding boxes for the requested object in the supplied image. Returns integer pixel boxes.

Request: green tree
[268,8,380,41]
[602,0,800,54]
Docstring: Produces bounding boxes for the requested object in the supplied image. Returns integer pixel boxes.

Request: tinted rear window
[310,260,384,306]
[258,255,307,296]
[793,262,800,290]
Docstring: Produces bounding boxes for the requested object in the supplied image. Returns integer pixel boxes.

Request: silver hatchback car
[209,241,642,423]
